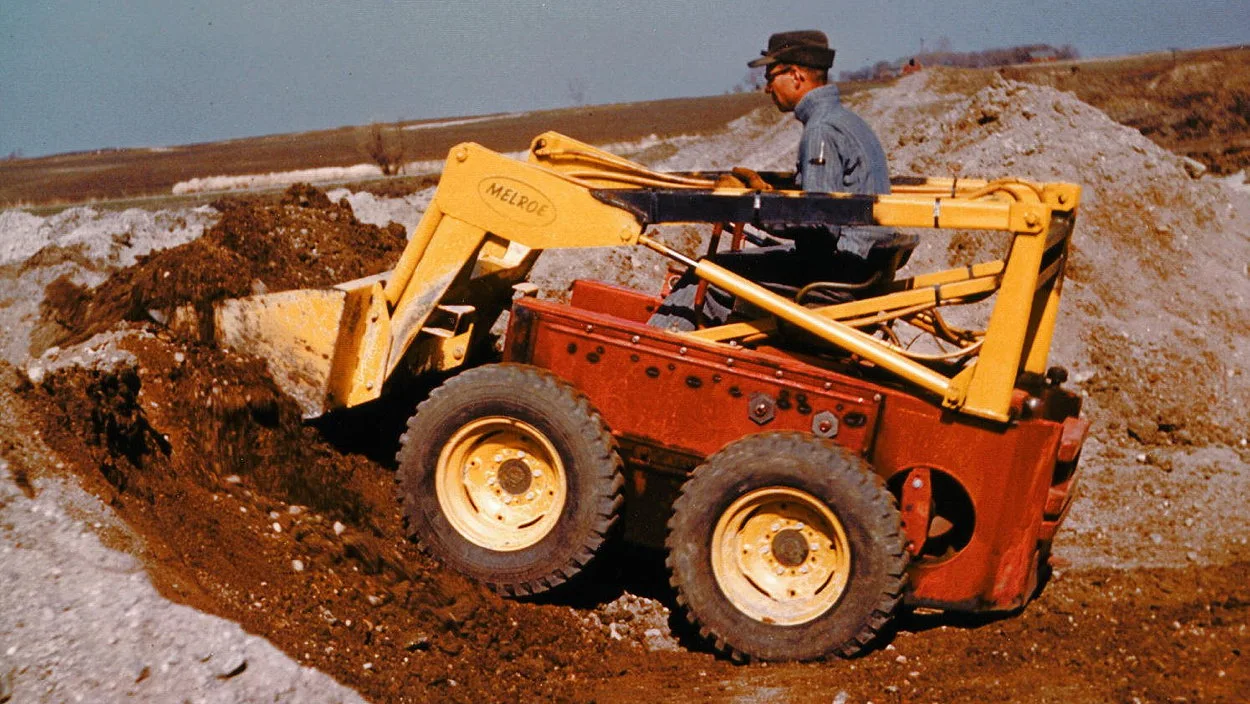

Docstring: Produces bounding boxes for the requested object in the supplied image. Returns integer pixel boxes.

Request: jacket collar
[794,83,842,123]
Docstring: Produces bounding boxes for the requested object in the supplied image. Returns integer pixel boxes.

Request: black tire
[666,432,906,661]
[396,363,623,596]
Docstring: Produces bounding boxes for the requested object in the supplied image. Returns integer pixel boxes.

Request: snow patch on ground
[326,187,434,234]
[0,205,217,365]
[0,205,215,267]
[0,457,367,703]
[172,164,386,195]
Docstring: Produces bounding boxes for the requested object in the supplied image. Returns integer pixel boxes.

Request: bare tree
[364,122,405,176]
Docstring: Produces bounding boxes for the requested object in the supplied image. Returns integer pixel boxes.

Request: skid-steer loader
[204,132,1088,662]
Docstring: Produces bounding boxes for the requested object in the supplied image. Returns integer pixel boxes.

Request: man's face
[763,64,804,112]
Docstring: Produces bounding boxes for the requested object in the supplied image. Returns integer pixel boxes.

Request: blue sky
[2,0,1248,158]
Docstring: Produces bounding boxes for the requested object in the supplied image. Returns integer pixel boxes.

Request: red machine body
[505,280,1087,613]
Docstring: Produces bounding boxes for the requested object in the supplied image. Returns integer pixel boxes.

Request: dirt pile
[854,69,1250,450]
[0,426,369,704]
[40,183,407,348]
[842,69,1250,574]
[0,205,215,364]
[1004,47,1250,175]
[17,329,652,703]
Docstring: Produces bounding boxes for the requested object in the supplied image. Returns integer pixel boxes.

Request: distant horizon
[3,0,1248,159]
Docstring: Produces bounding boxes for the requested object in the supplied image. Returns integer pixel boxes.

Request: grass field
[4,44,1246,210]
[0,92,770,209]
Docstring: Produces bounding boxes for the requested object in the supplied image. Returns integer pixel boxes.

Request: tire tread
[396,363,622,596]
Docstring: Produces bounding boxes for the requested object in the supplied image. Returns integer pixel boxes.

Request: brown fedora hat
[748,30,836,70]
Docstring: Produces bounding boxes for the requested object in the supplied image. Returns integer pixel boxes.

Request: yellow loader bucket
[212,276,391,418]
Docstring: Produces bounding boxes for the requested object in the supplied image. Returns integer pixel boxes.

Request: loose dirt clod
[19,328,651,703]
[40,183,408,349]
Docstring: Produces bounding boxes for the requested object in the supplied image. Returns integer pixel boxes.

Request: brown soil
[1006,46,1250,174]
[16,176,1248,702]
[38,183,407,350]
[0,93,771,208]
[12,334,1249,703]
[13,335,644,703]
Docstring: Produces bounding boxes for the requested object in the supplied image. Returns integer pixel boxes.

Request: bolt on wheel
[712,486,851,625]
[436,416,567,551]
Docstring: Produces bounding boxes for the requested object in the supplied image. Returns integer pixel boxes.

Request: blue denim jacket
[794,84,894,257]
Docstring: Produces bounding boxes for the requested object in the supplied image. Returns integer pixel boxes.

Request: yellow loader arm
[213,132,1080,424]
[214,136,645,417]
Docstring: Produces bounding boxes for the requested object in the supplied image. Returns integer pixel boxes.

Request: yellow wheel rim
[711,486,852,625]
[436,417,567,551]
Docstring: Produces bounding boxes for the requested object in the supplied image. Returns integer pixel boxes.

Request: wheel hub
[497,458,533,495]
[711,486,852,625]
[435,417,567,551]
[771,529,810,567]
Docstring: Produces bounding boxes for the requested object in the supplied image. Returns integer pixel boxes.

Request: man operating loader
[649,30,911,331]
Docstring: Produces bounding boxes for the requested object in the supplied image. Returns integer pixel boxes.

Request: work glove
[713,172,748,189]
[731,167,773,191]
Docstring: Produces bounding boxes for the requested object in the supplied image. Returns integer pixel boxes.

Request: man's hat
[748,30,835,70]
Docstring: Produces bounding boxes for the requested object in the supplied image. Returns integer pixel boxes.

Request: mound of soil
[18,330,647,703]
[1006,47,1250,175]
[40,183,407,348]
[855,69,1250,451]
[10,332,1250,702]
